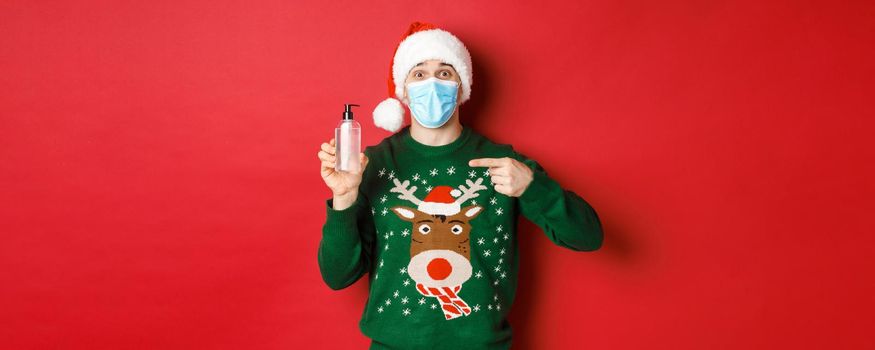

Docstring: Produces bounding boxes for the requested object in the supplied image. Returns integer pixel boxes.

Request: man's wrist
[331,190,359,211]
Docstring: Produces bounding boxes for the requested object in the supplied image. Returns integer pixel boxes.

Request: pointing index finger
[469,158,502,167]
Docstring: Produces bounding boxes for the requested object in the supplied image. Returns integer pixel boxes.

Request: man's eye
[414,72,423,78]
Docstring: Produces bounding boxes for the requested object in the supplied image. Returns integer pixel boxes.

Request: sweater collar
[401,124,472,157]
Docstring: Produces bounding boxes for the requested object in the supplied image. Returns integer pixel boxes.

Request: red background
[2,1,873,349]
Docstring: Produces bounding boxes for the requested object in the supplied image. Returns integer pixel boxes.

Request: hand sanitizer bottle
[335,103,361,173]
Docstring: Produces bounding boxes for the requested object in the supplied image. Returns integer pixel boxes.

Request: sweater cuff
[324,192,366,233]
[518,168,556,213]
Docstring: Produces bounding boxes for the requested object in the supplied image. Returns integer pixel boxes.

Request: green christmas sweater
[317,124,603,349]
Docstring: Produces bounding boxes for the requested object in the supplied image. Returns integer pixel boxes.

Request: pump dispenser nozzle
[343,104,360,120]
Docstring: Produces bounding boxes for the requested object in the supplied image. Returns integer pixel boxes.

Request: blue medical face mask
[405,77,460,128]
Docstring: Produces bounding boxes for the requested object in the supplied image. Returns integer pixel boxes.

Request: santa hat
[372,21,473,132]
[417,185,463,216]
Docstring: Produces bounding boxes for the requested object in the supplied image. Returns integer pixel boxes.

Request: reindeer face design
[387,177,487,320]
[391,204,482,260]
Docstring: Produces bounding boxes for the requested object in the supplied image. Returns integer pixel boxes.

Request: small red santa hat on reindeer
[417,185,464,216]
[372,21,474,132]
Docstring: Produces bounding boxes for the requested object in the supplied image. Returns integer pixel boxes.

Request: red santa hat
[372,21,473,133]
[417,185,463,216]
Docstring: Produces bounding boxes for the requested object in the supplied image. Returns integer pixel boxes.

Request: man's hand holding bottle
[318,137,369,210]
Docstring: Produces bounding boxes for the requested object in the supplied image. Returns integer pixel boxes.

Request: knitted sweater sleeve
[317,190,377,290]
[510,150,604,252]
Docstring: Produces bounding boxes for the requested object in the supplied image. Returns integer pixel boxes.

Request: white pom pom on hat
[372,21,473,133]
[373,97,405,132]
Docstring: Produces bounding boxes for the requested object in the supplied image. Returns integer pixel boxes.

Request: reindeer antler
[453,178,487,205]
[390,178,422,205]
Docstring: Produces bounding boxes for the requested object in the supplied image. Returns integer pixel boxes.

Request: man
[316,21,603,350]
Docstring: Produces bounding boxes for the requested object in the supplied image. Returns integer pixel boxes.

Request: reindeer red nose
[427,258,453,280]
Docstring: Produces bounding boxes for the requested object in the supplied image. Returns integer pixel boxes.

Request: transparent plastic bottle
[335,104,361,173]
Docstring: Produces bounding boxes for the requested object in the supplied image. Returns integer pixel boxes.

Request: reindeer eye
[418,224,431,234]
[451,225,463,235]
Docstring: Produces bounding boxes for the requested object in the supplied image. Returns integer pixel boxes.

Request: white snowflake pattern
[426,185,433,192]
[413,173,420,181]
[475,270,483,278]
[388,170,395,179]
[419,298,426,305]
[496,225,503,232]
[400,267,407,274]
[488,304,493,310]
[482,169,490,176]
[380,195,388,203]
[431,304,438,309]
[484,249,492,257]
[493,237,499,244]
[384,233,390,239]
[430,168,439,176]
[495,207,504,216]
[494,265,501,272]
[498,258,503,264]
[379,168,386,177]
[402,308,411,316]
[494,280,500,286]
[470,199,477,206]
[496,304,502,311]
[500,248,506,255]
[494,294,499,301]
[500,271,507,279]
[421,179,427,185]
[401,229,410,237]
[378,306,384,313]
[401,296,409,304]
[473,304,481,312]
[385,298,392,306]
[380,259,384,267]
[381,208,388,216]
[489,197,497,205]
[384,243,389,251]
[393,290,400,298]
[447,166,456,175]
[503,233,509,241]
[477,237,486,245]
[403,279,411,286]
[468,170,477,178]
[371,207,376,215]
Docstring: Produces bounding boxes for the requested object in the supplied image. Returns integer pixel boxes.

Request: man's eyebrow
[413,62,455,68]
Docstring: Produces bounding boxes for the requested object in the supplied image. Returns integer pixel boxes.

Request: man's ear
[391,206,418,222]
[460,205,483,220]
